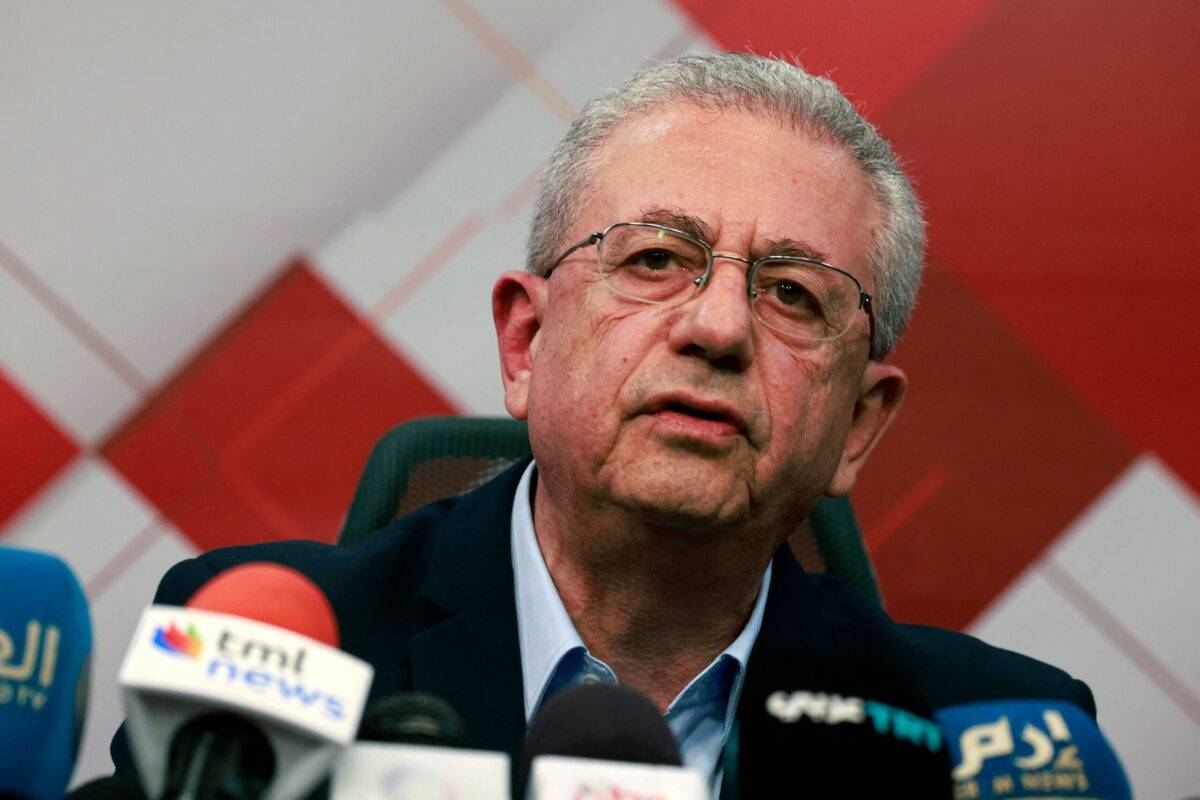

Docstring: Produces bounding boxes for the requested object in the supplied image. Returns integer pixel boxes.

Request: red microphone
[185,562,339,648]
[119,562,374,800]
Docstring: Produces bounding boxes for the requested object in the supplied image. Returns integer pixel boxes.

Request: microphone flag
[936,699,1132,799]
[119,605,372,800]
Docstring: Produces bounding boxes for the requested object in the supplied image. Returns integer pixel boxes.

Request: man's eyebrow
[760,237,830,263]
[630,213,831,263]
[637,208,714,244]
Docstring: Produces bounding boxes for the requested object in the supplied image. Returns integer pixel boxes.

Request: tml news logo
[152,619,345,721]
[152,622,203,659]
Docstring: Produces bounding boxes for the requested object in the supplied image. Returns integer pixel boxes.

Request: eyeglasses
[546,222,875,357]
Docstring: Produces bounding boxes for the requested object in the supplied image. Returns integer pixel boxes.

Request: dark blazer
[111,459,1094,774]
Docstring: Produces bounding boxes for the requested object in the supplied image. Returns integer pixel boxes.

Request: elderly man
[110,53,1092,787]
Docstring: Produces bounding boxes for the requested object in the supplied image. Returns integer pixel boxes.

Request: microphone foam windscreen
[523,683,681,767]
[185,561,339,646]
[358,692,470,747]
[937,699,1132,799]
[0,547,92,800]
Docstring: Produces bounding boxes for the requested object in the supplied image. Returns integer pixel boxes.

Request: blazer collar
[417,457,532,613]
[750,542,890,668]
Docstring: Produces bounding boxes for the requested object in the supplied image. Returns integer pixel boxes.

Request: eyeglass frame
[544,221,877,359]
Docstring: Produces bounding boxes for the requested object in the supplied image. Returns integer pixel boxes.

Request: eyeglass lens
[594,223,860,342]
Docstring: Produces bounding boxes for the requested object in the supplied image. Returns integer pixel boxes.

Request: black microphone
[732,652,954,798]
[523,682,681,768]
[331,692,509,799]
[357,691,469,747]
[64,776,147,800]
[521,683,706,799]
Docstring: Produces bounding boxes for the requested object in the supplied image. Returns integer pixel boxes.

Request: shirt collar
[512,461,587,719]
[510,460,771,721]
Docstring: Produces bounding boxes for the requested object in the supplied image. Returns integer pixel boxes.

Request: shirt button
[580,673,603,686]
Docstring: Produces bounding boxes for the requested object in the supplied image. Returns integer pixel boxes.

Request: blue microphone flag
[0,546,92,800]
[936,699,1131,800]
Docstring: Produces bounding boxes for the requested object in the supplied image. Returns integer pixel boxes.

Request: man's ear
[826,361,906,497]
[493,270,548,420]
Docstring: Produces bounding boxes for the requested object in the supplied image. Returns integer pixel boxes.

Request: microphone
[937,699,1132,799]
[330,692,509,799]
[0,546,92,800]
[357,691,469,746]
[64,776,147,800]
[118,562,374,800]
[732,653,954,798]
[521,683,707,800]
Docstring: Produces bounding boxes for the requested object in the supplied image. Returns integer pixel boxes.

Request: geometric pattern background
[103,261,456,551]
[1,2,1195,795]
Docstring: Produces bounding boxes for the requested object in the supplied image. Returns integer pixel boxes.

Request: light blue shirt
[510,462,771,795]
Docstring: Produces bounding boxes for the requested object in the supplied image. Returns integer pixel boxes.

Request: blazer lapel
[408,459,531,758]
[749,544,889,665]
[750,545,828,661]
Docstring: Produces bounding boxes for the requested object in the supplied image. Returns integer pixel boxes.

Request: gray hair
[525,52,925,358]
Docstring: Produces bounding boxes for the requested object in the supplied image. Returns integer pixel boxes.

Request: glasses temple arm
[862,293,877,360]
[544,233,602,277]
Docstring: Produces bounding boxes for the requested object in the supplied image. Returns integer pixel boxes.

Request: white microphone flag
[332,742,510,800]
[528,755,708,800]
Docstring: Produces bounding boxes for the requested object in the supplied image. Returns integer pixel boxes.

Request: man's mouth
[642,395,747,439]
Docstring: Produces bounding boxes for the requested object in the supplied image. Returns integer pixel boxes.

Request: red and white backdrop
[1,1,1196,793]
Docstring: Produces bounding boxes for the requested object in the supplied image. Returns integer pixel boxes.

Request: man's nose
[667,258,755,369]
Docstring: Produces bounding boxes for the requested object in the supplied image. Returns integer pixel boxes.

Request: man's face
[498,103,901,539]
